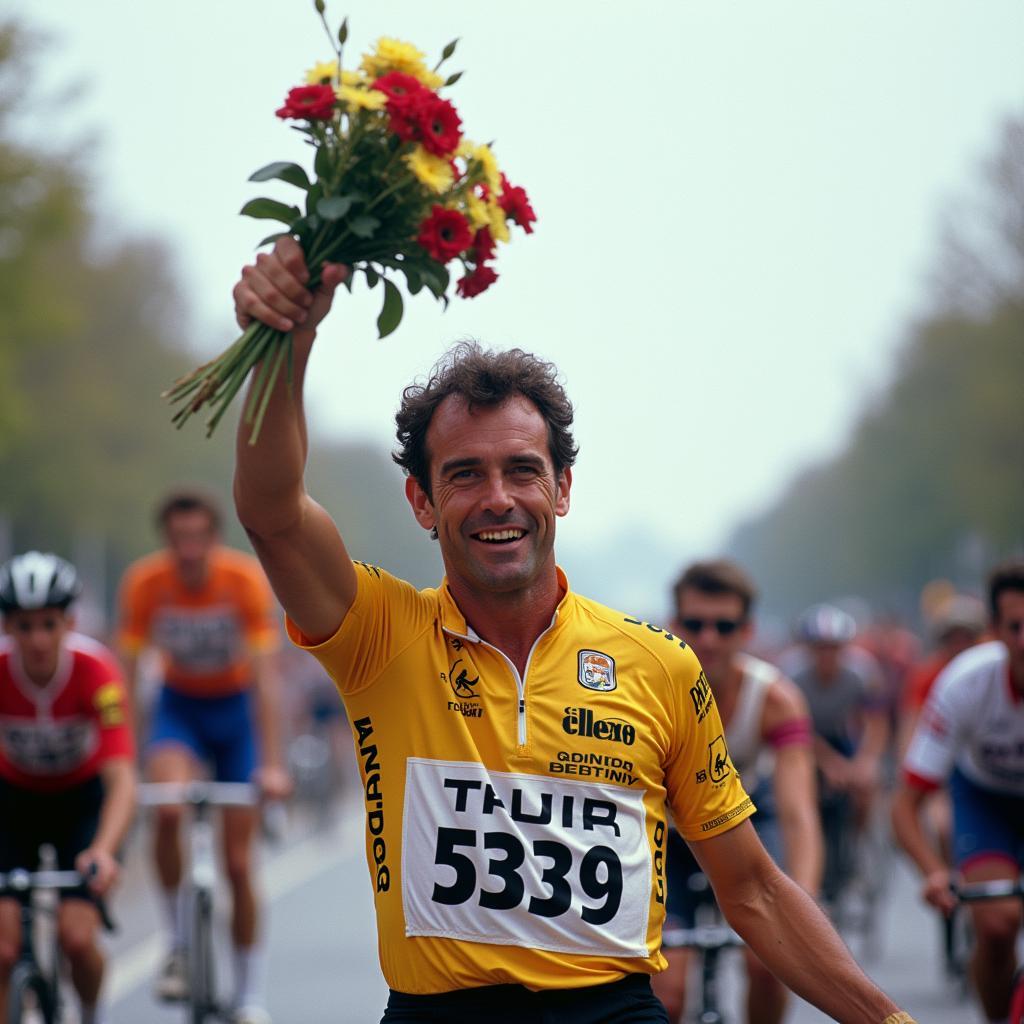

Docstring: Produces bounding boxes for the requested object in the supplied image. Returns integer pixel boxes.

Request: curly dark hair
[393,341,579,497]
[672,559,759,620]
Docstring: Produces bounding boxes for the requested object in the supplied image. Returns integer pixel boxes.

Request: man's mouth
[473,528,527,544]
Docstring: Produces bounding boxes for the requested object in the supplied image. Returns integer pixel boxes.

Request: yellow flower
[360,38,444,89]
[337,85,387,111]
[341,70,363,87]
[405,146,454,193]
[305,59,338,85]
[459,141,501,195]
[464,192,490,231]
[486,200,510,244]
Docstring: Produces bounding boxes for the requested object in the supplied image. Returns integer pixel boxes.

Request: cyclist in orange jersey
[117,489,290,1024]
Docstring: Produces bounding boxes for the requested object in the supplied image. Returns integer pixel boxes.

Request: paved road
[101,790,995,1023]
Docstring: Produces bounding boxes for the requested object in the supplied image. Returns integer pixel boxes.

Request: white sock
[161,886,188,950]
[232,944,265,1008]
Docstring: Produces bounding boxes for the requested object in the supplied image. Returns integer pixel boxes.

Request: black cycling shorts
[0,775,104,902]
[379,973,668,1024]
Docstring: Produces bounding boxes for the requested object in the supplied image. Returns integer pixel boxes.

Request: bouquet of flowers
[165,1,536,441]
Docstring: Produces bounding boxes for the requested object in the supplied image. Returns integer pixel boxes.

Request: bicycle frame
[138,781,258,1024]
[0,855,112,1024]
[662,922,744,1024]
[953,879,1024,1024]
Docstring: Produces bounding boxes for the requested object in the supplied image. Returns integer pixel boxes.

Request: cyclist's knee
[0,937,18,977]
[58,916,98,963]
[155,804,185,834]
[972,903,1022,951]
[223,848,254,889]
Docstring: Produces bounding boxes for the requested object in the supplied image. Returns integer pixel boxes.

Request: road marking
[108,814,362,1004]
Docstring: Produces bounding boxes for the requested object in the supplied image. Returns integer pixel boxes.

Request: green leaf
[349,215,380,239]
[441,38,458,61]
[421,261,450,298]
[317,195,354,220]
[338,17,349,44]
[247,161,311,191]
[257,231,289,247]
[403,264,423,295]
[445,71,463,87]
[314,144,332,179]
[305,183,323,216]
[377,278,403,338]
[364,266,380,289]
[239,198,302,224]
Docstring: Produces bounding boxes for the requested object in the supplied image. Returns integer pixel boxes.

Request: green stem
[248,335,291,444]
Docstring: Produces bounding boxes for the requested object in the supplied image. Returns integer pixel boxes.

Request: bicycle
[0,848,115,1024]
[662,873,745,1024]
[951,878,1024,1024]
[138,781,258,1024]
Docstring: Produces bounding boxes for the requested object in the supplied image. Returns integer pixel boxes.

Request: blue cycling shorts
[149,686,258,783]
[950,767,1024,873]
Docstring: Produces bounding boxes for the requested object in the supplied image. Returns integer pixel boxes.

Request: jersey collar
[438,565,575,643]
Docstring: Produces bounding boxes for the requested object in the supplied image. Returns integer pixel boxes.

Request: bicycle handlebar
[952,879,1024,902]
[137,780,259,808]
[0,868,116,932]
[662,923,744,950]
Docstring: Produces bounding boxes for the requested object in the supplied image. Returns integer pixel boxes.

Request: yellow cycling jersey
[288,563,754,995]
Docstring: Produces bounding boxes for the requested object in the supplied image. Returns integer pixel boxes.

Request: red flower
[373,72,430,141]
[471,227,496,264]
[275,85,337,121]
[457,264,499,298]
[414,94,463,156]
[498,175,536,234]
[417,206,473,263]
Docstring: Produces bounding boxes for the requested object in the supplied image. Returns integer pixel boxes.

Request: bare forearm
[721,873,900,1023]
[234,329,316,535]
[94,761,137,855]
[253,658,285,769]
[891,787,944,877]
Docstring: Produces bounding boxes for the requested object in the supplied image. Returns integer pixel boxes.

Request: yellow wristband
[882,1013,916,1024]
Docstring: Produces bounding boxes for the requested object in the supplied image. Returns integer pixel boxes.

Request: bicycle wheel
[6,963,55,1024]
[188,888,216,1024]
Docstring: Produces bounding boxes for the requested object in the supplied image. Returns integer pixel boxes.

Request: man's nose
[481,472,514,514]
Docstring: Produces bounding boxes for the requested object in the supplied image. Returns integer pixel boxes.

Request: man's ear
[405,476,436,533]
[555,467,572,518]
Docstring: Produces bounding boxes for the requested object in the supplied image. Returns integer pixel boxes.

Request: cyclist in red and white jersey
[0,552,137,1024]
[892,559,1024,1024]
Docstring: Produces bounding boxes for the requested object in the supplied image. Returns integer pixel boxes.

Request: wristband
[882,1013,916,1024]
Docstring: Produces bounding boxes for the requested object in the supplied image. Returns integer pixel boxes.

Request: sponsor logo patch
[578,650,616,692]
[708,734,731,783]
[562,706,636,746]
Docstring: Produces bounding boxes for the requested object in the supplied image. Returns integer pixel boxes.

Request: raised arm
[232,237,357,643]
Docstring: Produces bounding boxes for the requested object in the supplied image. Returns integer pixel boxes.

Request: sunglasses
[678,617,746,637]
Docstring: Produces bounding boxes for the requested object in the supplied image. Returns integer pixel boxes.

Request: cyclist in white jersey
[656,560,822,1024]
[892,559,1024,1024]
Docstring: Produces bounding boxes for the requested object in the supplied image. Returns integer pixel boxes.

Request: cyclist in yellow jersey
[229,236,916,1024]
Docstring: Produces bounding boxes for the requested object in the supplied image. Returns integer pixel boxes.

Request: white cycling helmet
[0,551,82,613]
[795,602,857,645]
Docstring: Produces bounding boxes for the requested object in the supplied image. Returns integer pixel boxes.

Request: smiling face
[406,394,571,598]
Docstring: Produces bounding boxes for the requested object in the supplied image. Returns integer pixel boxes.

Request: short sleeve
[663,648,755,841]
[86,652,136,762]
[116,562,151,654]
[903,663,963,786]
[286,562,435,696]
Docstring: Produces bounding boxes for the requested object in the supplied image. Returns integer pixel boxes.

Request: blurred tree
[728,112,1024,622]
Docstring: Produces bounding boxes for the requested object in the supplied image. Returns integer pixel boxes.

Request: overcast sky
[11,0,1024,613]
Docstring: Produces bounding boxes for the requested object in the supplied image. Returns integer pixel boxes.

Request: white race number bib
[401,758,651,957]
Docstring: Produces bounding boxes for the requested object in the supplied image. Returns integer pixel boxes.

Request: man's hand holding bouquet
[165,1,536,441]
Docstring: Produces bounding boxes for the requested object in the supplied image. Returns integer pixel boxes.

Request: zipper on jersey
[444,612,559,748]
